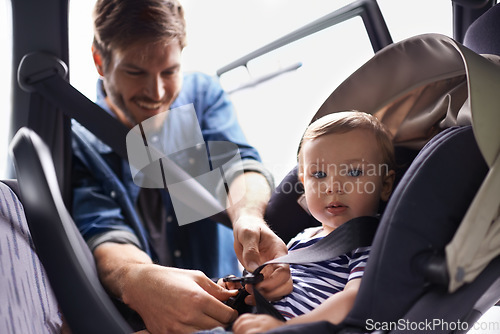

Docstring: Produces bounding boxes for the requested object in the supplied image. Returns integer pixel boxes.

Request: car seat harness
[224,216,380,322]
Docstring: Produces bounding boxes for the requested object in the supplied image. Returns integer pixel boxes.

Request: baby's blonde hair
[297,111,395,174]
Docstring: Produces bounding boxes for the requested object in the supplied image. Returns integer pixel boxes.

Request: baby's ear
[380,169,396,202]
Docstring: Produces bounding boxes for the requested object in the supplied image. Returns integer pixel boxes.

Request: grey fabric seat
[0,181,62,333]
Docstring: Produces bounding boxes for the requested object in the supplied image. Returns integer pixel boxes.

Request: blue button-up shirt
[71,72,271,278]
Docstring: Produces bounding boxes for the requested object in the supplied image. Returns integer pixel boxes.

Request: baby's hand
[218,276,253,314]
[217,275,243,290]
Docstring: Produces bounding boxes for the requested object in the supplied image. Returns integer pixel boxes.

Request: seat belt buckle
[223,270,264,285]
[223,270,263,315]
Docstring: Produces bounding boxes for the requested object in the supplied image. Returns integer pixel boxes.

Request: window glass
[180,0,453,181]
[68,0,453,182]
[182,0,376,181]
[218,16,374,181]
[68,0,97,101]
[378,0,452,42]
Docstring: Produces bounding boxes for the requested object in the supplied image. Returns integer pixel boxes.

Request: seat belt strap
[250,216,379,320]
[30,73,129,159]
[257,216,379,270]
[26,69,232,226]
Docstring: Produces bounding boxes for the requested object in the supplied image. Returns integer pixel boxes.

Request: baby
[232,111,396,333]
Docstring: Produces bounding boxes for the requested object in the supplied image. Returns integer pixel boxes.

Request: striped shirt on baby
[272,226,370,320]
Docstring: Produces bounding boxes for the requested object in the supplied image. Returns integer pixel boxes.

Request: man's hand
[123,266,238,334]
[227,172,293,302]
[94,243,238,334]
[233,215,292,302]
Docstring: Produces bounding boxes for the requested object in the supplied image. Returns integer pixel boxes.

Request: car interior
[1,0,499,333]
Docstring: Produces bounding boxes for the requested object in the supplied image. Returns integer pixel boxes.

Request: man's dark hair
[93,0,187,69]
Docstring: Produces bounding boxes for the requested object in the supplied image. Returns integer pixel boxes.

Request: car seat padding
[345,126,488,326]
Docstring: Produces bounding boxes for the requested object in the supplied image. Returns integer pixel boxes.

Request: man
[71,0,290,332]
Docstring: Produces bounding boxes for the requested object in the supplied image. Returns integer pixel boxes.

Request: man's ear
[92,45,104,76]
[298,170,305,184]
[380,169,396,202]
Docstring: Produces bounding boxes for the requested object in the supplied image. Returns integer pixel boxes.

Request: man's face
[100,39,183,128]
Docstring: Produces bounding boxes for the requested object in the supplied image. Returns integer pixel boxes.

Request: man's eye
[162,70,177,77]
[312,171,327,179]
[347,169,363,177]
[126,71,143,76]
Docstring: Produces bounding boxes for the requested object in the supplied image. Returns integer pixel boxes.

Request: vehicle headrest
[463,3,500,56]
[312,33,500,168]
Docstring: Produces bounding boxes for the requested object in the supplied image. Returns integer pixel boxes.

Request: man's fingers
[237,227,262,271]
[186,278,238,329]
[201,299,238,327]
[243,250,260,272]
[199,275,239,302]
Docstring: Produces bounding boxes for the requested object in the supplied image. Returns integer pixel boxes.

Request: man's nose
[144,75,165,100]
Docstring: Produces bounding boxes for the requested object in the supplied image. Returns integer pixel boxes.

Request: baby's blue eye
[347,169,363,177]
[312,171,327,179]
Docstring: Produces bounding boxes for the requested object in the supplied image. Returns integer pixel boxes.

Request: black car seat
[264,26,500,334]
[463,2,500,57]
[10,128,133,334]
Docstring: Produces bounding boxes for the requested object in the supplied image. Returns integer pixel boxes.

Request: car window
[216,16,374,181]
[0,1,454,179]
[68,0,96,102]
[67,0,452,183]
[180,0,452,181]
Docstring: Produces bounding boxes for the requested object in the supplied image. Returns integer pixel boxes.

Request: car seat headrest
[344,126,489,325]
[312,33,500,168]
[464,4,500,56]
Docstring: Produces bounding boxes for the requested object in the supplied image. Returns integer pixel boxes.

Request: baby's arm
[232,278,362,334]
[287,277,361,325]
